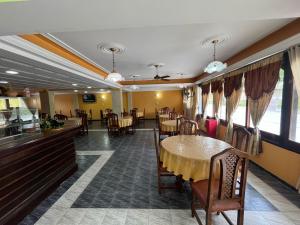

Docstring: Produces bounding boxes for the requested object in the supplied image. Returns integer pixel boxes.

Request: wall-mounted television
[82,94,96,103]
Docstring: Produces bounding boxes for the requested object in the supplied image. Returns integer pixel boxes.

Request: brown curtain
[211,80,223,137]
[200,83,210,131]
[245,53,283,155]
[224,73,243,143]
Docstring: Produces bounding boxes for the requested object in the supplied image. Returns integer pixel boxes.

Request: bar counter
[0,125,80,225]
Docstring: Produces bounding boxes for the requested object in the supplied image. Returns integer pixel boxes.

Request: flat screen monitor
[82,94,96,103]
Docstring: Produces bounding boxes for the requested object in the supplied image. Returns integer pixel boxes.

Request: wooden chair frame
[232,127,251,152]
[191,148,249,225]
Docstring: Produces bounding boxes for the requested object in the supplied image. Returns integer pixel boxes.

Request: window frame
[218,52,300,154]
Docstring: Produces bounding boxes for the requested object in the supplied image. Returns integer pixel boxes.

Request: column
[111,89,123,116]
[39,90,55,118]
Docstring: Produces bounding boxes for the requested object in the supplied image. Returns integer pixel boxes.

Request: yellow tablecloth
[119,116,133,128]
[67,117,82,126]
[159,114,170,122]
[137,111,144,118]
[161,120,178,132]
[160,135,231,181]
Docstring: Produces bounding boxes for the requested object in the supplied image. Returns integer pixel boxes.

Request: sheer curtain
[191,85,199,120]
[211,80,223,138]
[224,73,243,143]
[289,45,300,95]
[245,53,283,155]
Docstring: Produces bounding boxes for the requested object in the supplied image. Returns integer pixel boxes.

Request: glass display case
[0,96,40,139]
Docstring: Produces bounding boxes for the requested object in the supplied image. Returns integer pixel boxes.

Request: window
[289,84,300,143]
[232,84,246,126]
[258,69,284,135]
[206,93,213,117]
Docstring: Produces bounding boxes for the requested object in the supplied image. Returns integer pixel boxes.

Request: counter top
[0,125,80,153]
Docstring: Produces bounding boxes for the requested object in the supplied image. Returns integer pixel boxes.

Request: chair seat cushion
[191,179,241,212]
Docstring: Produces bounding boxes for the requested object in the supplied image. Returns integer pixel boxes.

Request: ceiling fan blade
[160,75,170,79]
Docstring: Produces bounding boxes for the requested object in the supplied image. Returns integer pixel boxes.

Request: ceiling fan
[151,64,170,81]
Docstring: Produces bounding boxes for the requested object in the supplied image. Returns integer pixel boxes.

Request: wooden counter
[0,125,80,225]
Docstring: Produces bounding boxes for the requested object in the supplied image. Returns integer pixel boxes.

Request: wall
[218,124,300,189]
[78,93,112,120]
[54,94,74,116]
[132,90,183,119]
[123,92,128,112]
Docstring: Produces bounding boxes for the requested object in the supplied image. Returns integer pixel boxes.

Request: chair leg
[237,209,244,225]
[206,212,212,225]
[157,171,161,194]
[191,191,195,217]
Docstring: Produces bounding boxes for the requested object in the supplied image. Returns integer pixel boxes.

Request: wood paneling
[0,126,80,225]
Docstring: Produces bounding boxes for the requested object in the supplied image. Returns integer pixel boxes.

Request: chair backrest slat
[179,120,198,135]
[232,127,251,152]
[207,148,249,210]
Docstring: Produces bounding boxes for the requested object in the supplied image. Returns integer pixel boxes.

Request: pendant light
[106,48,124,82]
[204,40,227,74]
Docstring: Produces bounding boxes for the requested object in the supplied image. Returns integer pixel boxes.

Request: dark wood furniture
[153,128,177,194]
[0,126,80,225]
[179,120,198,135]
[54,114,68,120]
[232,127,251,152]
[107,113,121,135]
[169,111,177,120]
[80,113,88,134]
[191,148,249,225]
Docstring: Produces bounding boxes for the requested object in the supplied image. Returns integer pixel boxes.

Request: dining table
[161,119,178,132]
[160,135,232,181]
[118,116,133,128]
[136,111,144,118]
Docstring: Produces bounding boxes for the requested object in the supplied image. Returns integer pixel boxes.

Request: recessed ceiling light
[84,91,88,93]
[87,86,92,89]
[5,70,19,75]
[0,81,8,84]
[74,90,78,92]
[72,83,78,86]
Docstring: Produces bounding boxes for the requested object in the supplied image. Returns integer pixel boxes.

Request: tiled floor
[20,128,300,225]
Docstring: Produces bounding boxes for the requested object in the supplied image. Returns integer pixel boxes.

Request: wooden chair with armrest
[191,147,249,225]
[153,128,177,194]
[179,120,198,135]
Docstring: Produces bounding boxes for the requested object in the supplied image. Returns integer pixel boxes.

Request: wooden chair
[121,111,129,117]
[54,114,68,120]
[131,109,138,127]
[160,107,170,115]
[179,120,198,135]
[81,113,88,134]
[169,111,177,120]
[191,148,249,225]
[232,127,251,152]
[70,110,73,118]
[107,113,120,135]
[100,110,104,121]
[153,128,177,194]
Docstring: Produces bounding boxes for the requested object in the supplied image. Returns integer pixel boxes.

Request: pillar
[112,89,123,116]
[39,90,55,118]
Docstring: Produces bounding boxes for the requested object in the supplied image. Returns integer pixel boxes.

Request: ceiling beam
[20,34,108,78]
[195,18,300,82]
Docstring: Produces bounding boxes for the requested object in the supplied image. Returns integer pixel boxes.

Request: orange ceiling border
[195,18,300,82]
[20,34,108,78]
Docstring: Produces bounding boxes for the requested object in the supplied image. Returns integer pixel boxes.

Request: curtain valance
[224,73,243,97]
[201,83,210,95]
[245,53,283,100]
[211,80,223,93]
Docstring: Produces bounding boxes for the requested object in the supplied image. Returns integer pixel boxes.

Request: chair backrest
[207,148,249,211]
[160,107,170,115]
[131,109,137,124]
[121,112,129,117]
[195,114,202,124]
[105,108,112,113]
[169,111,177,120]
[107,113,119,128]
[232,127,251,152]
[54,114,68,120]
[100,110,104,120]
[176,116,185,133]
[179,120,198,135]
[153,128,161,167]
[70,110,73,118]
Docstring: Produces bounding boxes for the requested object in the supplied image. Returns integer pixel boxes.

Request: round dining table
[118,116,133,128]
[161,119,178,132]
[159,114,170,122]
[160,135,232,181]
[136,111,144,118]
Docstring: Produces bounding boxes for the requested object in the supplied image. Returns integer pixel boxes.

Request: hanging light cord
[212,40,217,61]
[111,48,116,72]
